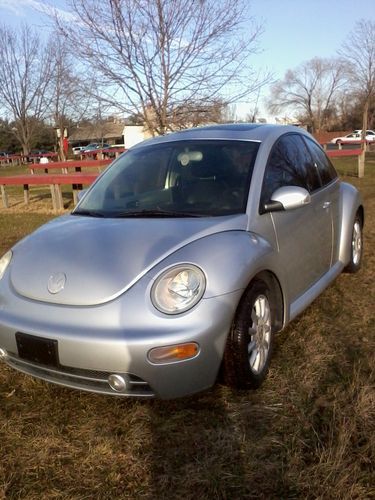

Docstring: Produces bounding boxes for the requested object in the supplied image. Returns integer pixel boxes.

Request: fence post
[23,184,30,204]
[358,150,365,178]
[0,185,9,208]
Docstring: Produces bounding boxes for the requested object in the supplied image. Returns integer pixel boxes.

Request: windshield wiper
[110,209,205,218]
[72,209,106,218]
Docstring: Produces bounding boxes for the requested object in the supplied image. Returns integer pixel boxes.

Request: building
[68,121,150,149]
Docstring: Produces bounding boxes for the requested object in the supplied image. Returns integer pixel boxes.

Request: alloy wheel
[352,220,362,266]
[248,294,272,374]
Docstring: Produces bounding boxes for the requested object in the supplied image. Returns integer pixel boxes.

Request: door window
[260,134,321,210]
[304,138,338,186]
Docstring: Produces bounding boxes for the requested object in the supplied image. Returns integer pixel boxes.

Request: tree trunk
[362,98,369,153]
[358,98,369,178]
[58,136,66,162]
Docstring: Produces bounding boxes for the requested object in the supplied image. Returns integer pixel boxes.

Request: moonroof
[195,124,263,132]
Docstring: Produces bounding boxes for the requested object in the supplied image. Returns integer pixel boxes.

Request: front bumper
[0,277,242,399]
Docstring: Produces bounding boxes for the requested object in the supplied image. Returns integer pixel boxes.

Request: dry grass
[0,157,374,499]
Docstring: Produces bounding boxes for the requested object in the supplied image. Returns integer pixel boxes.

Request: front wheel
[344,214,363,273]
[222,280,275,389]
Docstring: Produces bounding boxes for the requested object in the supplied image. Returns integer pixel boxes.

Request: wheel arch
[220,269,284,389]
[357,204,364,227]
[242,270,284,332]
[338,182,364,266]
[343,204,364,273]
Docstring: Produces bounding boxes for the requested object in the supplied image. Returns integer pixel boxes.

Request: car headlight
[0,250,12,280]
[151,264,206,314]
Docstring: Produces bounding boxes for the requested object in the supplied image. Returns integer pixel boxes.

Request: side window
[305,138,338,186]
[260,134,320,209]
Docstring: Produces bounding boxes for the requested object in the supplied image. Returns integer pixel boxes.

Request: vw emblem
[47,272,66,294]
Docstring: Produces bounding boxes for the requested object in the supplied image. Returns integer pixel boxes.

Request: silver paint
[0,124,363,399]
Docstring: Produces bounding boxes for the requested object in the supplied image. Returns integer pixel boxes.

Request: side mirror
[264,186,311,213]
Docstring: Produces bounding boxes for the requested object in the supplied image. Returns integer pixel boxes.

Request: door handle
[323,201,331,209]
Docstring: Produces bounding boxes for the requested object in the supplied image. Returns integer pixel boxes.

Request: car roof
[131,123,312,149]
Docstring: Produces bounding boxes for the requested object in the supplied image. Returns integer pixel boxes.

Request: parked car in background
[330,130,375,144]
[82,143,100,152]
[0,151,9,158]
[26,150,54,162]
[83,143,110,152]
[29,149,51,155]
[0,124,364,399]
[72,146,86,155]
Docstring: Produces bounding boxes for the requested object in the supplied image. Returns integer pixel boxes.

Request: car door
[303,137,340,264]
[260,133,332,302]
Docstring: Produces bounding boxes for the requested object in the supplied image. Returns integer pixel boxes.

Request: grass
[0,157,374,499]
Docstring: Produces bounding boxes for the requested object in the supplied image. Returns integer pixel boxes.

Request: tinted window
[304,138,338,186]
[260,134,321,209]
[75,140,259,217]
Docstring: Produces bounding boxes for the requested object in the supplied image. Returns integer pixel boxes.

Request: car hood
[10,213,248,306]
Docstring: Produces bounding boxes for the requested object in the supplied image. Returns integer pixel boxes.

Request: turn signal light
[148,343,199,364]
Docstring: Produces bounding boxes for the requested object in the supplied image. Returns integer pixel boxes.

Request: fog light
[0,348,8,360]
[148,342,199,364]
[108,374,129,392]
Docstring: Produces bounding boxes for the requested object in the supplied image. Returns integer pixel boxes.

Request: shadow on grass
[146,389,248,498]
[0,372,288,498]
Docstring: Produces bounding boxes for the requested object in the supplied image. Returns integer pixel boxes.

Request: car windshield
[74,140,259,217]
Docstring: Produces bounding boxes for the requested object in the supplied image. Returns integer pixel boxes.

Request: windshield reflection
[74,140,259,218]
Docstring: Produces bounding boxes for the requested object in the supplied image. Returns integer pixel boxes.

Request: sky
[0,0,374,119]
[249,0,373,79]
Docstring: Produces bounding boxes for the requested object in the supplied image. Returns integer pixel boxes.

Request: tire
[344,214,363,273]
[222,279,275,389]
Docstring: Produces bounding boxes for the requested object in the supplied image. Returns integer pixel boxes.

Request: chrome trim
[5,353,154,397]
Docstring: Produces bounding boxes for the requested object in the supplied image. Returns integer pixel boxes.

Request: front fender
[146,230,279,298]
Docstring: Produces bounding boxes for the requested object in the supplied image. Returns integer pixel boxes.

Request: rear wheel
[222,280,275,389]
[344,214,363,273]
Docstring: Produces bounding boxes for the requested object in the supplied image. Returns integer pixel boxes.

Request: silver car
[0,124,364,399]
[330,129,375,144]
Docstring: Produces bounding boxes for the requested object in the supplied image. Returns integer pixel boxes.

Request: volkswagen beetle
[0,124,364,398]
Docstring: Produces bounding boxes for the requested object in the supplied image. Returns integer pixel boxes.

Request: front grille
[6,352,155,397]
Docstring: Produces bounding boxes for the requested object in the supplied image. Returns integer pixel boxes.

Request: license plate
[16,332,59,368]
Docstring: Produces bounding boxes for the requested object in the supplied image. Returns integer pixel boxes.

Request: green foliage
[0,118,56,153]
[0,119,18,153]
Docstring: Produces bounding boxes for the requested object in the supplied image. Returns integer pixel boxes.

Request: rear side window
[260,134,321,209]
[304,138,338,186]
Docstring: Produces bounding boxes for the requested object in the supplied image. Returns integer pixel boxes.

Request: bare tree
[49,35,93,160]
[268,57,347,132]
[0,25,55,154]
[54,0,269,135]
[246,87,261,123]
[339,20,375,148]
[166,100,233,129]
